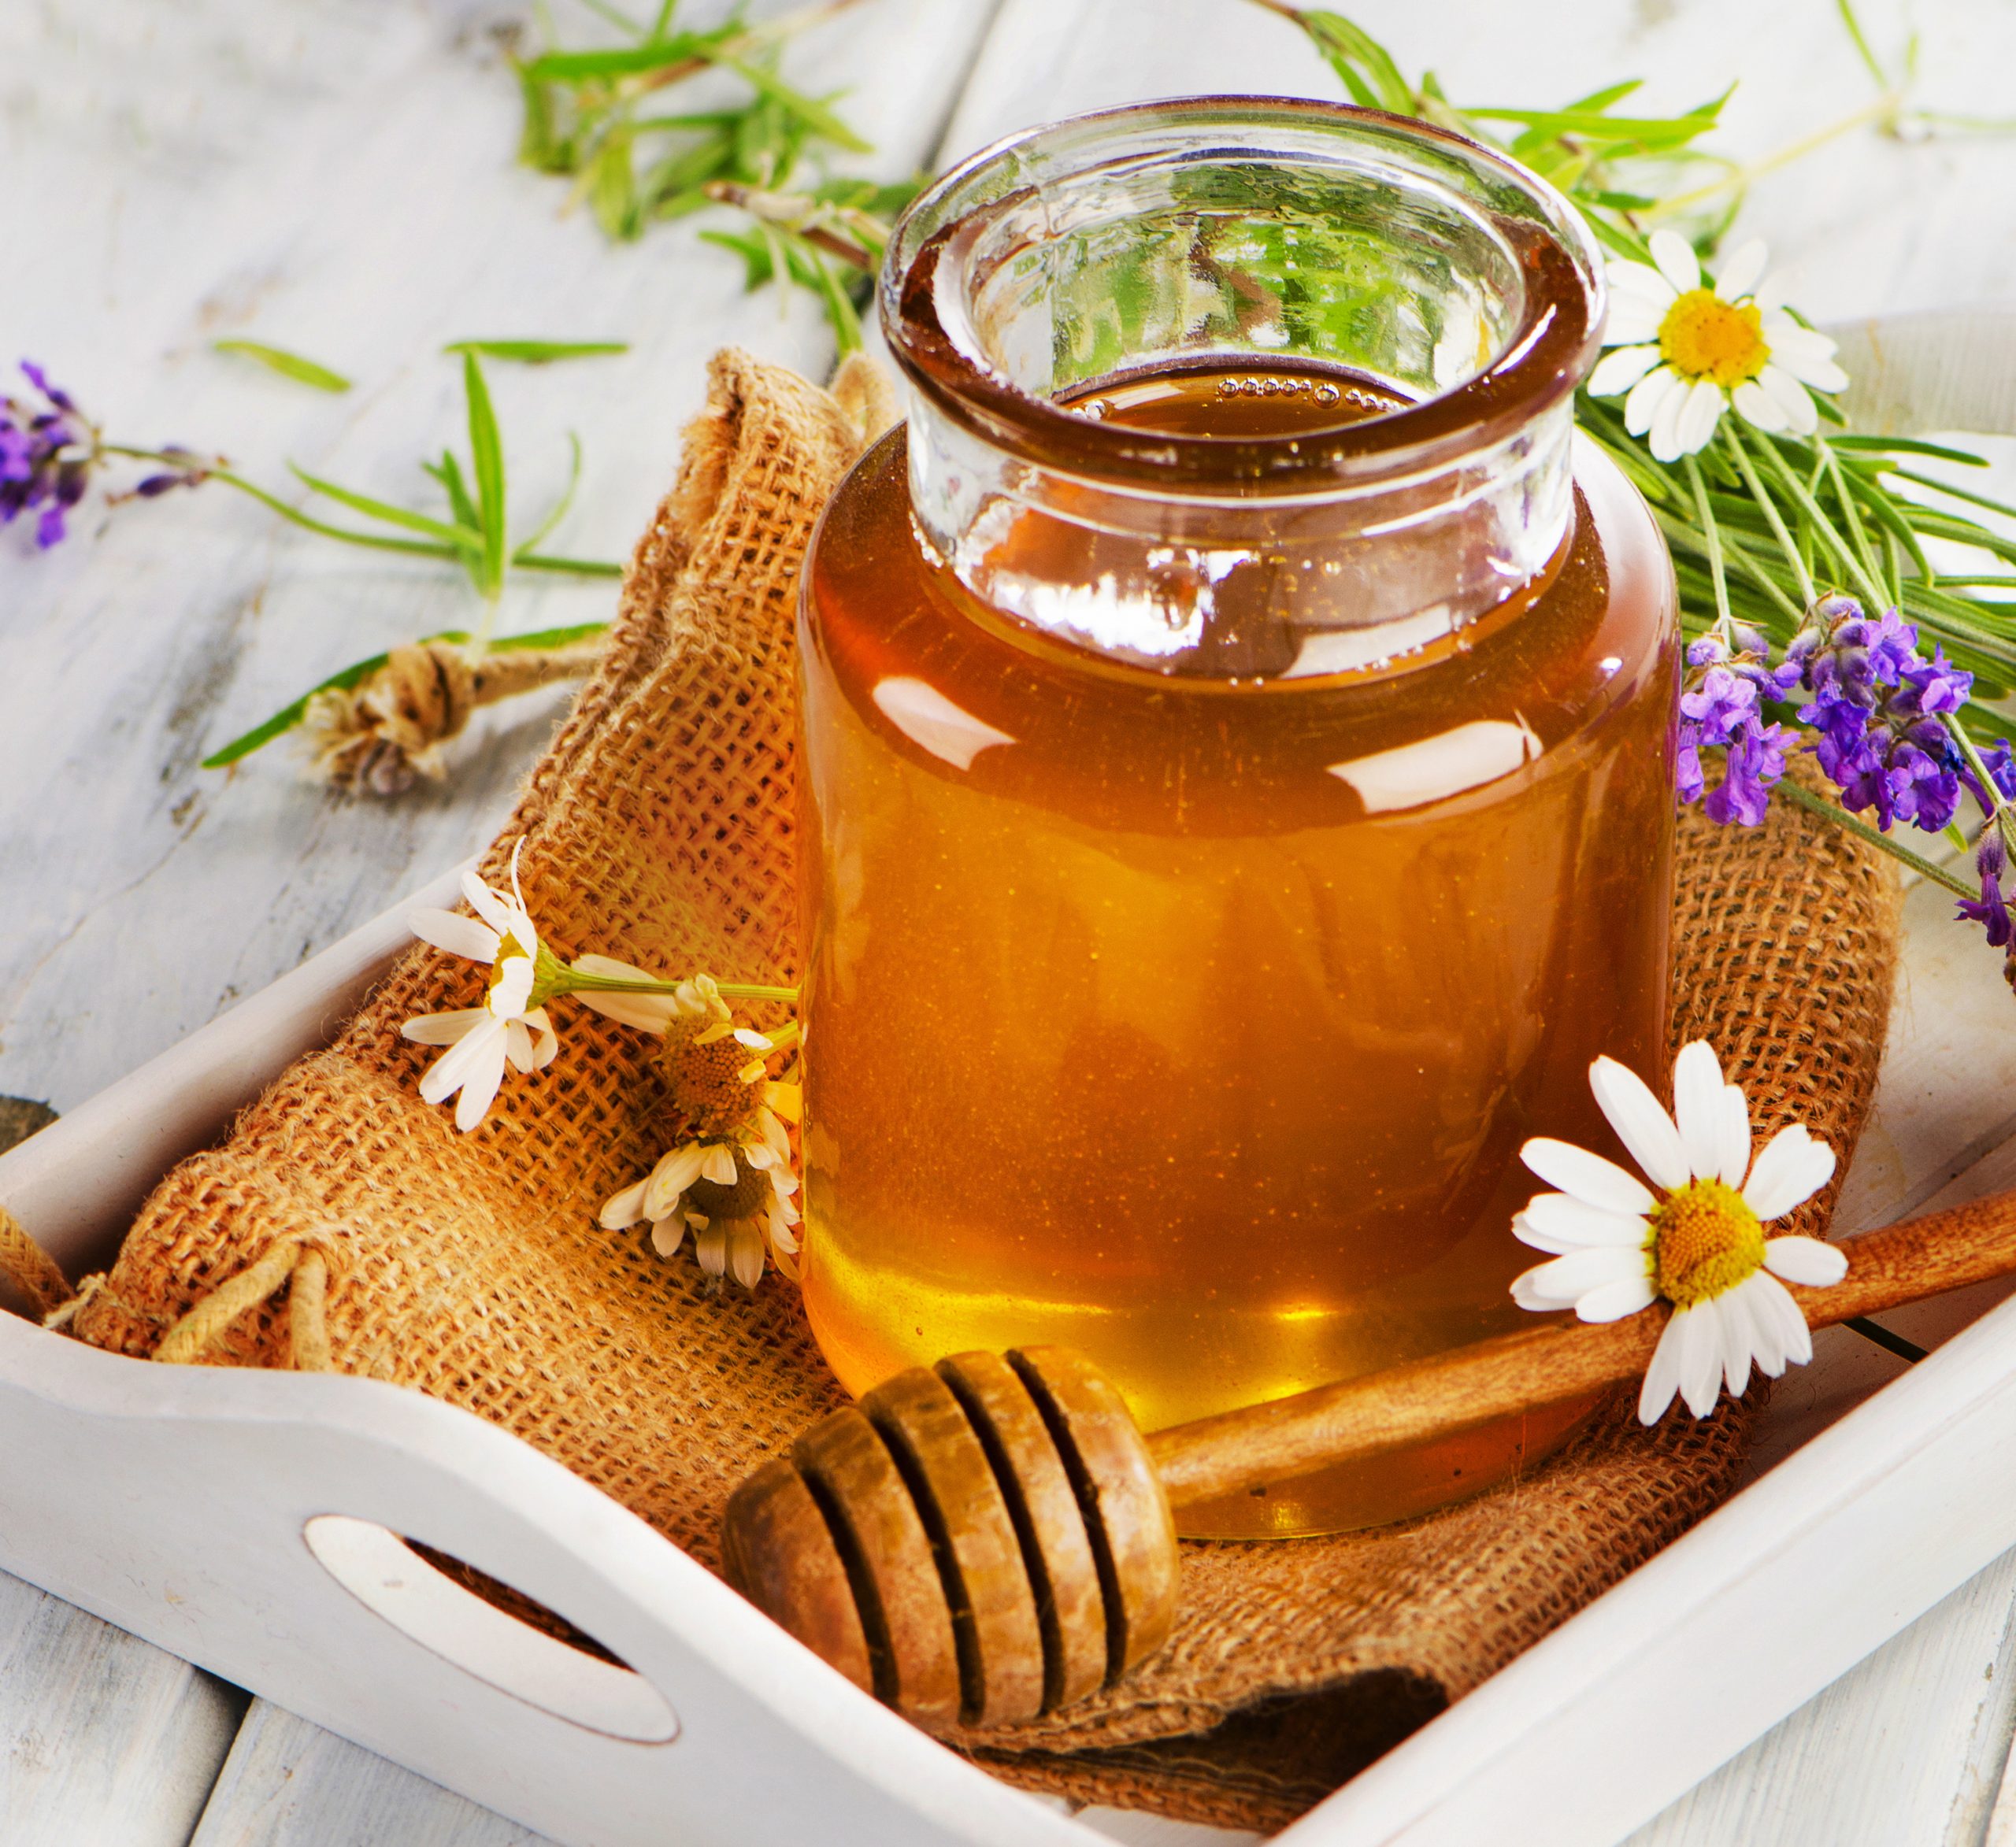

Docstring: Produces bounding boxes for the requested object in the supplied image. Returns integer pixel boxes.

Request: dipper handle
[1149,1189,2016,1507]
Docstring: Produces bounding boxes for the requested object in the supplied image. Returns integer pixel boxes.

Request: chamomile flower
[401,842,559,1131]
[598,992,802,1289]
[1510,1040,1847,1423]
[1588,231,1849,461]
[600,1116,802,1290]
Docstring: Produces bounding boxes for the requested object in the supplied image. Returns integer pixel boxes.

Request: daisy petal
[410,909,500,963]
[1513,1265,1569,1310]
[1758,365,1820,434]
[650,1216,691,1259]
[1639,1312,1688,1424]
[1521,1137,1657,1215]
[1625,365,1682,439]
[1588,345,1661,397]
[1718,1084,1753,1190]
[1714,238,1769,302]
[1666,377,1726,461]
[730,1227,765,1290]
[503,1017,535,1072]
[1754,1270,1813,1368]
[599,1179,650,1231]
[1519,1245,1649,1307]
[419,1014,504,1105]
[700,1142,738,1185]
[1519,1192,1650,1248]
[1671,1041,1727,1180]
[695,1225,728,1277]
[402,1007,488,1047]
[1762,1234,1848,1288]
[452,1032,509,1131]
[643,1142,709,1218]
[1649,375,1692,461]
[1760,314,1839,361]
[1648,228,1702,295]
[1603,303,1666,346]
[575,989,681,1031]
[1718,1287,1759,1396]
[1677,1301,1725,1416]
[1768,344,1847,394]
[1732,379,1790,435]
[1576,1274,1658,1323]
[489,955,534,1019]
[1743,1124,1836,1220]
[461,870,518,942]
[1731,1273,1789,1378]
[1607,259,1678,305]
[1590,1056,1692,1192]
[524,1009,560,1070]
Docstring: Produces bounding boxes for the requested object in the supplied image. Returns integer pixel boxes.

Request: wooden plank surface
[6,0,2016,1842]
[0,1567,246,1847]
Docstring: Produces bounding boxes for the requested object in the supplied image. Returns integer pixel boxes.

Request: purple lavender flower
[1678,630,1793,824]
[1705,720,1791,826]
[1,361,97,550]
[1959,831,2013,949]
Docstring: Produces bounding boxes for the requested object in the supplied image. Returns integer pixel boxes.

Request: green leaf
[1295,10,1416,112]
[287,461,479,550]
[521,30,727,81]
[1828,435,1988,466]
[587,123,642,240]
[713,55,869,152]
[700,226,778,291]
[425,450,483,535]
[492,620,611,650]
[462,352,507,597]
[443,339,630,362]
[512,431,584,558]
[211,339,352,393]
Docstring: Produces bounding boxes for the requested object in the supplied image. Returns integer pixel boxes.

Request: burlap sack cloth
[54,351,1900,1834]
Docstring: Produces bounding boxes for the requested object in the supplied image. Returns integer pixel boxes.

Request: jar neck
[884,98,1605,680]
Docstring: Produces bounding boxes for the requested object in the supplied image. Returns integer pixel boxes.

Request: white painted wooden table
[5,0,2016,1841]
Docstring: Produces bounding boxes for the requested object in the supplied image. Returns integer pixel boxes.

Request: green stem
[1684,453,1733,638]
[1774,775,1976,896]
[514,551,624,577]
[562,966,800,1005]
[1746,426,1888,608]
[1721,424,1816,608]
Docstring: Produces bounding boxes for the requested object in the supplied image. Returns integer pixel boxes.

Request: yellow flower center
[1658,288,1769,387]
[658,1023,763,1138]
[1650,1177,1766,1308]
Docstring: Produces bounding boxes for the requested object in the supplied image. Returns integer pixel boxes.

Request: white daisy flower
[1588,230,1850,462]
[401,842,559,1132]
[1510,1039,1847,1423]
[599,1123,801,1290]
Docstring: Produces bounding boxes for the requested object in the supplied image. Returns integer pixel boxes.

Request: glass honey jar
[796,98,1677,1538]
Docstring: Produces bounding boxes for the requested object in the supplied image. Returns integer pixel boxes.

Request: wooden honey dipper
[723,1188,2016,1731]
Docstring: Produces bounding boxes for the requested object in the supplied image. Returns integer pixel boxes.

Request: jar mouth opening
[883,95,1606,494]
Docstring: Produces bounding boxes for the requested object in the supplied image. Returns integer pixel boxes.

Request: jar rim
[881,94,1607,495]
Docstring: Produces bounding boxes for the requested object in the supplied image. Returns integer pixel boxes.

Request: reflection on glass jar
[797,98,1678,1538]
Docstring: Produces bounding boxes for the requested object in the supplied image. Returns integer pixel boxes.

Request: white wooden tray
[2,873,2015,1847]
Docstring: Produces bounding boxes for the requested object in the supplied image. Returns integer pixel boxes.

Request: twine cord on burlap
[152,1228,342,1371]
[0,1204,72,1320]
[306,637,608,797]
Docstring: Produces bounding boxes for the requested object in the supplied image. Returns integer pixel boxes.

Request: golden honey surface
[797,367,1677,1535]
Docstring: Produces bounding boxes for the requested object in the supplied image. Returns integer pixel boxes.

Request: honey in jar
[796,100,1678,1537]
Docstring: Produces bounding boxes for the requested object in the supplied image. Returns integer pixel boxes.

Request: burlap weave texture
[68,351,1901,1833]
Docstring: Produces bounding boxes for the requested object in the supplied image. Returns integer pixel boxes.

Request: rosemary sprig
[514,1,868,235]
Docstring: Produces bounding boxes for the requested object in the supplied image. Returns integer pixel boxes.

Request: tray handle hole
[303,1514,679,1743]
